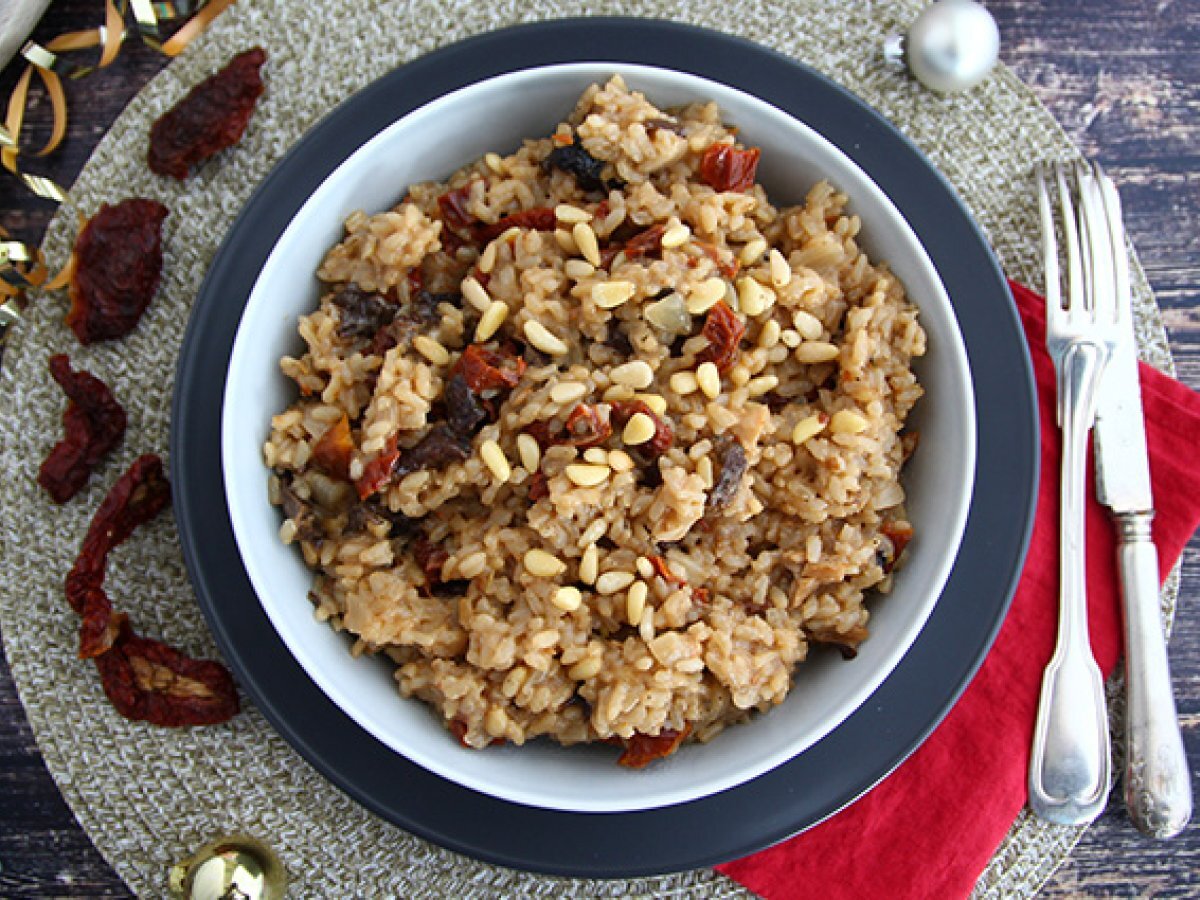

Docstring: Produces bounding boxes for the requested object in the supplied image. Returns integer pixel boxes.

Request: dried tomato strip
[474,207,557,242]
[646,553,686,586]
[148,47,267,180]
[67,199,169,344]
[312,413,354,481]
[695,300,746,374]
[451,343,527,393]
[412,536,449,595]
[698,143,761,193]
[610,400,673,456]
[354,433,400,500]
[65,454,171,658]
[37,354,127,503]
[437,181,477,231]
[526,404,613,450]
[93,617,239,727]
[617,723,693,768]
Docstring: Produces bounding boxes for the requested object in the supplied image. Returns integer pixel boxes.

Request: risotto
[262,76,925,766]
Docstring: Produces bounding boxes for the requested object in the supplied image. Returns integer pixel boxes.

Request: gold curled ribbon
[2,0,237,201]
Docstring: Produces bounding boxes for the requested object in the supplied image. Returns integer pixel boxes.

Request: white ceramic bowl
[221,63,976,813]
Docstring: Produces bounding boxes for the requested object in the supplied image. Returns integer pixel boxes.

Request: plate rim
[170,16,1038,877]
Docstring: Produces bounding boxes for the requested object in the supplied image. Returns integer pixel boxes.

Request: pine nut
[608,449,635,472]
[596,570,636,594]
[568,656,603,680]
[794,341,840,364]
[730,364,751,387]
[686,277,727,314]
[484,152,504,173]
[792,310,824,341]
[555,203,591,224]
[461,276,492,312]
[524,548,566,577]
[412,335,450,366]
[565,463,610,487]
[696,454,714,488]
[610,359,654,388]
[739,237,768,265]
[478,241,499,274]
[516,433,541,472]
[475,301,508,341]
[551,585,583,612]
[592,280,636,309]
[579,545,599,585]
[661,223,691,249]
[602,384,636,402]
[769,248,792,287]
[780,329,802,348]
[736,276,769,317]
[696,361,721,399]
[634,393,667,416]
[554,228,578,254]
[669,371,699,395]
[757,319,781,349]
[623,411,657,445]
[563,259,595,280]
[523,320,569,356]
[626,581,649,625]
[573,222,602,266]
[549,381,587,404]
[829,409,869,435]
[583,447,608,464]
[791,413,827,445]
[480,439,512,482]
[746,375,779,397]
[635,556,655,578]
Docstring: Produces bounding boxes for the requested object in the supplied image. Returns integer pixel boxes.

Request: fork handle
[1116,511,1193,838]
[1029,340,1112,825]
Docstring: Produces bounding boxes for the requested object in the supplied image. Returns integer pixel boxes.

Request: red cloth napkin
[717,281,1200,900]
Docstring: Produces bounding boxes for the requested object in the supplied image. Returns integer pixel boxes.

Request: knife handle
[1117,510,1193,838]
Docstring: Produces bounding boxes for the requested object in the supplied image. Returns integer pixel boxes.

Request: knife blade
[1090,166,1191,839]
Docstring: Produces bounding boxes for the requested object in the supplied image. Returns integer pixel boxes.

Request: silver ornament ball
[887,0,1001,93]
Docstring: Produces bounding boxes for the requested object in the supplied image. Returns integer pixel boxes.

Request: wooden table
[1,1,1196,896]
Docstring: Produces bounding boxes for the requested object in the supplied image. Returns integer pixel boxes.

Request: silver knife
[1092,166,1192,838]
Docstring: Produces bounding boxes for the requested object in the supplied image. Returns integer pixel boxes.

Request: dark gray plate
[171,17,1037,878]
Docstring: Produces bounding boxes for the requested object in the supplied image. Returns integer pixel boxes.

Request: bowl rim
[171,16,1036,876]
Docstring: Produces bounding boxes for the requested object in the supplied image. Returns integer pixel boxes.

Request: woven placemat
[0,0,1175,897]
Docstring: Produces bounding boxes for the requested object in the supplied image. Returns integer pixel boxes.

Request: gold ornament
[168,834,287,900]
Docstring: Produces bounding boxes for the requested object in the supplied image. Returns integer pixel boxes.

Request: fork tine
[1094,163,1131,327]
[1054,163,1087,317]
[1036,164,1064,320]
[1076,161,1118,325]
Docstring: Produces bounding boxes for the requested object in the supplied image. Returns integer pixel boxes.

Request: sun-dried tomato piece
[698,143,761,193]
[65,455,171,658]
[413,536,449,593]
[611,400,673,456]
[312,413,354,481]
[527,471,549,501]
[148,47,267,180]
[67,199,169,344]
[93,616,239,726]
[452,343,526,393]
[599,224,666,269]
[646,553,686,586]
[474,207,557,242]
[437,181,477,231]
[37,354,127,503]
[355,434,400,500]
[561,403,614,448]
[879,520,915,574]
[617,723,693,768]
[695,300,746,374]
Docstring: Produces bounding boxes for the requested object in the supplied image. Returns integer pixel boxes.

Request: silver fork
[1028,162,1120,826]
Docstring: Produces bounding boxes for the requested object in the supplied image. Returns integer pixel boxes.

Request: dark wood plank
[0,1,1197,897]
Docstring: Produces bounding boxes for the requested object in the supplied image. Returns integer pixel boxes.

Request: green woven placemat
[0,0,1174,896]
